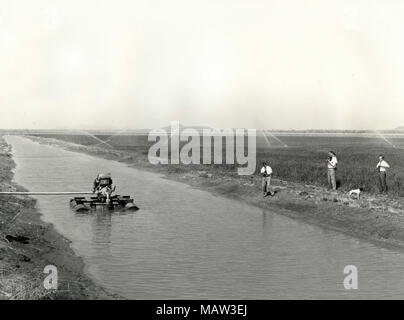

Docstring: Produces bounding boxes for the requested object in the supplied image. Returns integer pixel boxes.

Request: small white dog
[348,188,363,200]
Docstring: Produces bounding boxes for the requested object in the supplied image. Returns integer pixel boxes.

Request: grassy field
[29,133,404,196]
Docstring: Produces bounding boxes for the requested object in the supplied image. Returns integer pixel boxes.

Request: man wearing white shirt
[260,162,274,197]
[327,151,338,190]
[376,155,390,193]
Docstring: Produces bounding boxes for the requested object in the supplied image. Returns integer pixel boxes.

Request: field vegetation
[29,133,404,197]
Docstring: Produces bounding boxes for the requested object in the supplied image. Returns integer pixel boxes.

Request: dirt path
[0,136,119,300]
[23,134,404,251]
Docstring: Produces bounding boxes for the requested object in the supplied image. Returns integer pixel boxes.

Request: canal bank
[0,136,117,299]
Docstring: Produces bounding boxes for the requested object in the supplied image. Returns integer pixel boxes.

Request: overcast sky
[0,0,403,130]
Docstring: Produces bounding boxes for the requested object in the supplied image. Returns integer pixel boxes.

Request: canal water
[5,136,404,299]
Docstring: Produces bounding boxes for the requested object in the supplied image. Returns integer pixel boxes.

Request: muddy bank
[0,136,119,300]
[24,135,404,250]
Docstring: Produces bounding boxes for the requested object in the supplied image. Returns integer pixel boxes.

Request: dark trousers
[378,171,388,193]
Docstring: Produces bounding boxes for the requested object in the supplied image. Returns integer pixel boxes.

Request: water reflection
[261,210,274,240]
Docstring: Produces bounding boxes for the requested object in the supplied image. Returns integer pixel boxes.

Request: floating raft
[70,195,139,212]
[0,191,139,212]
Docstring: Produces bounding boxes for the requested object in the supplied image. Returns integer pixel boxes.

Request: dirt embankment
[0,136,118,300]
[25,135,404,249]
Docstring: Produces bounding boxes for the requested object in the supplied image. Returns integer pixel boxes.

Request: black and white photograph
[1,0,404,308]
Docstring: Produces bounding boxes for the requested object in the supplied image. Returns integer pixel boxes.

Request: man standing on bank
[261,162,274,197]
[376,154,390,194]
[327,151,338,190]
